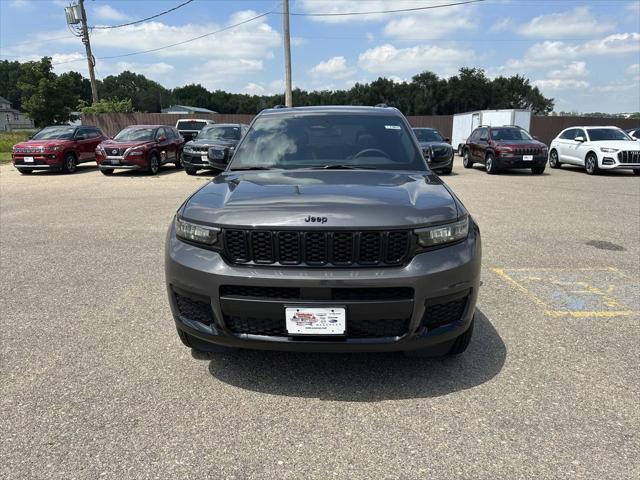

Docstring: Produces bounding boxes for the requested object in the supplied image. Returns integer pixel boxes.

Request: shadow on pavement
[205,309,506,401]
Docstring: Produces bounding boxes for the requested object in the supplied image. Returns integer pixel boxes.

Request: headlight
[415,216,469,248]
[184,144,194,152]
[600,147,619,153]
[127,147,144,156]
[44,145,62,152]
[175,216,220,245]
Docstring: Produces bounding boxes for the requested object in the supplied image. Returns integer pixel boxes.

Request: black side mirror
[444,137,451,144]
[208,147,227,161]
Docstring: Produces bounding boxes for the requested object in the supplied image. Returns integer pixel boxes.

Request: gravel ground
[1,159,638,480]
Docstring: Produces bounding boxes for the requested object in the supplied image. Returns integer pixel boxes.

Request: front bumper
[165,221,481,353]
[182,151,227,171]
[495,154,547,169]
[13,153,63,170]
[98,155,145,170]
[427,154,454,171]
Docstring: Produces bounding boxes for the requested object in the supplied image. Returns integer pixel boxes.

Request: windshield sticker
[385,125,401,130]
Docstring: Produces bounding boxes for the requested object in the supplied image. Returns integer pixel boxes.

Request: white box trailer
[451,109,532,154]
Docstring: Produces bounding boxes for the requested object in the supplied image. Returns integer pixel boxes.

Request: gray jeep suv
[165,106,481,357]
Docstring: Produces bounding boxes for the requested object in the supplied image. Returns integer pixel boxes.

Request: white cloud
[519,7,615,38]
[548,61,589,79]
[490,18,513,33]
[358,43,473,77]
[383,4,475,41]
[309,56,354,79]
[297,0,407,23]
[9,0,32,9]
[533,79,589,90]
[93,5,128,22]
[500,32,640,72]
[244,80,284,96]
[115,61,174,75]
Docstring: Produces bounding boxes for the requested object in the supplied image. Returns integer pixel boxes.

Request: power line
[91,0,196,30]
[287,0,486,16]
[97,11,271,59]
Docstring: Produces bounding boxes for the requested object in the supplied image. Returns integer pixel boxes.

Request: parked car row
[461,124,639,176]
[10,119,640,177]
[11,121,249,176]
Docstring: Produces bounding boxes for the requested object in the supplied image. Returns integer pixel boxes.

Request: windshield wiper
[310,164,376,170]
[229,166,274,171]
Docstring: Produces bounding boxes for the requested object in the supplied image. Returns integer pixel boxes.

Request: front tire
[18,168,33,175]
[633,169,640,175]
[175,152,183,169]
[462,149,473,168]
[585,153,600,175]
[185,167,198,175]
[485,153,498,174]
[148,153,160,175]
[532,165,545,175]
[549,149,561,168]
[439,165,453,175]
[100,168,114,176]
[447,319,474,356]
[61,153,77,174]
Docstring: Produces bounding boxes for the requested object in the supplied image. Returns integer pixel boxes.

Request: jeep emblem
[305,216,327,223]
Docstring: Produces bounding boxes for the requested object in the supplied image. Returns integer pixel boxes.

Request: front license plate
[285,307,346,335]
[24,156,34,163]
[110,159,119,165]
[523,155,533,161]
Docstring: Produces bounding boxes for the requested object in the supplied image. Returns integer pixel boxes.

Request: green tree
[100,71,173,112]
[77,98,134,113]
[0,60,24,110]
[17,57,77,126]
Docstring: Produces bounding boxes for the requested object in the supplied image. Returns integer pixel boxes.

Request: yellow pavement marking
[492,267,638,318]
[492,268,550,309]
[545,310,637,318]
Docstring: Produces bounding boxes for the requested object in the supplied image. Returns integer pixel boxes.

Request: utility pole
[78,0,99,103]
[282,0,293,107]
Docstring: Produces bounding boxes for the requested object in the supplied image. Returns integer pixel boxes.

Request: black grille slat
[331,287,413,301]
[220,285,300,299]
[224,315,286,336]
[225,230,249,262]
[386,232,410,263]
[348,318,409,337]
[277,232,301,264]
[618,150,640,164]
[332,232,355,264]
[304,232,328,265]
[221,229,411,267]
[251,231,274,263]
[359,232,382,264]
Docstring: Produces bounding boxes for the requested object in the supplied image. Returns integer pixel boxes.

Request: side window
[156,127,166,140]
[559,129,572,140]
[165,128,174,140]
[576,129,587,140]
[469,129,479,141]
[76,128,91,140]
[86,128,100,139]
[479,128,489,141]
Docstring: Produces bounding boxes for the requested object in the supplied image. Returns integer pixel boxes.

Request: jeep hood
[180,170,459,229]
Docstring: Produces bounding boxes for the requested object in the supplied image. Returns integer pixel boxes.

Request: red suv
[463,125,548,175]
[12,125,107,175]
[96,125,185,175]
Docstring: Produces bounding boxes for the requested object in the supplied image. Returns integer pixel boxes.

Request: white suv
[549,126,640,175]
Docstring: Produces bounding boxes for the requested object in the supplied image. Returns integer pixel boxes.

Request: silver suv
[165,106,481,357]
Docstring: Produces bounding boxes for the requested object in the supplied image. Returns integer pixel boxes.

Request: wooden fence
[82,113,638,147]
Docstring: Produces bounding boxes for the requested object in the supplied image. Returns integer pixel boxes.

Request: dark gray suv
[165,106,481,357]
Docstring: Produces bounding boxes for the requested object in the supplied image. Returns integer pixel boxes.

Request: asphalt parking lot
[1,159,638,479]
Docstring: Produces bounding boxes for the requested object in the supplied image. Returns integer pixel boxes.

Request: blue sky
[1,0,639,113]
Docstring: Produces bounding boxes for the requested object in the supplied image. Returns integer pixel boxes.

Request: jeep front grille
[618,150,640,164]
[221,229,411,267]
[514,147,540,155]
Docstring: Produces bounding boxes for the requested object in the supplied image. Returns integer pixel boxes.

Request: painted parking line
[492,267,639,318]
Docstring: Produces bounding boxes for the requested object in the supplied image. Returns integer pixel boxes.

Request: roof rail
[272,104,288,109]
[375,103,388,108]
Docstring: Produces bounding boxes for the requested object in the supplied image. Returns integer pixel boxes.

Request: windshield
[197,125,241,141]
[230,114,426,171]
[114,127,156,141]
[413,129,444,142]
[32,126,75,140]
[177,121,208,131]
[587,128,630,141]
[490,128,533,141]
